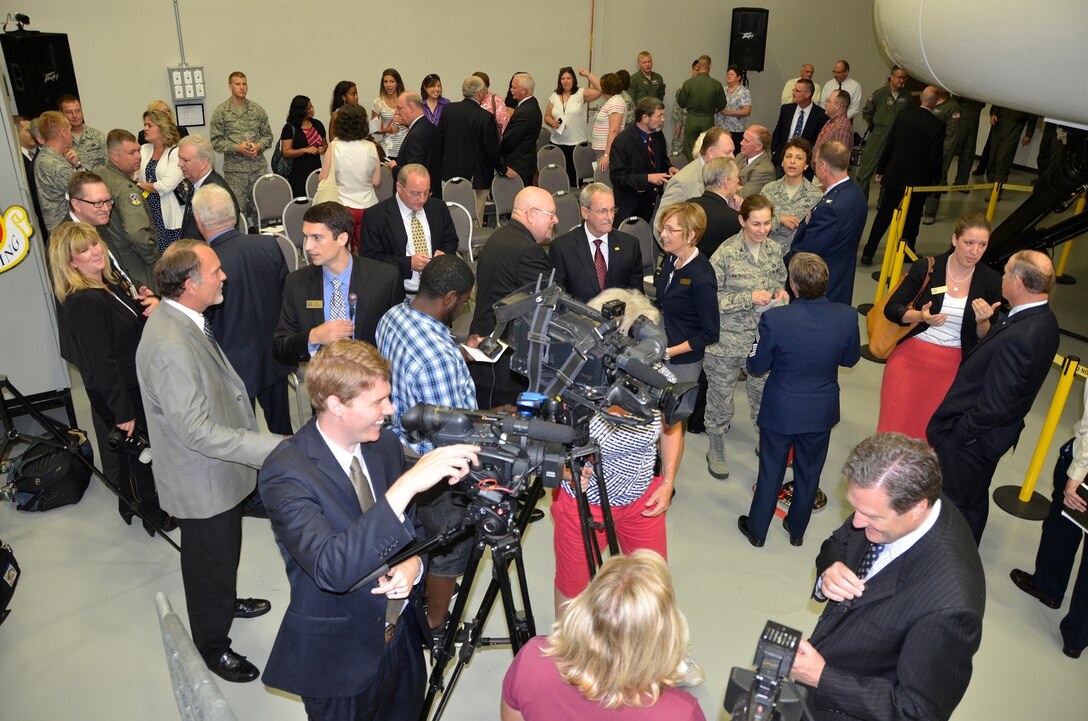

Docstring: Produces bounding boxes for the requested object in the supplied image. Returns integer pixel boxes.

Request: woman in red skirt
[877,213,1004,439]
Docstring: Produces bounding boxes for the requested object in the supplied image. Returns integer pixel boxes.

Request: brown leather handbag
[866,256,935,359]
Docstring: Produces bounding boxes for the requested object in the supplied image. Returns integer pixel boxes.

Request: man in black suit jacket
[359,164,458,295]
[927,250,1060,544]
[771,79,828,169]
[178,134,239,240]
[791,434,985,721]
[470,187,555,407]
[440,76,511,216]
[392,93,443,198]
[861,87,945,263]
[194,184,295,434]
[274,202,404,365]
[259,339,480,721]
[609,97,678,223]
[548,183,643,302]
[499,73,542,187]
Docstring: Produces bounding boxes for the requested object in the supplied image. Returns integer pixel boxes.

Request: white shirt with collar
[164,297,207,333]
[1007,299,1048,317]
[396,194,432,293]
[866,499,942,579]
[788,103,815,138]
[745,150,766,166]
[583,224,611,266]
[823,176,851,196]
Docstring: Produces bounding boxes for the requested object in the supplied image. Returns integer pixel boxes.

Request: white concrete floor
[1,163,1085,720]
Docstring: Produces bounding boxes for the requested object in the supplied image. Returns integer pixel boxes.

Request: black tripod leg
[591,452,620,556]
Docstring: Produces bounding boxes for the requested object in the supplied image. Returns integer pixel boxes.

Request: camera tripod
[0,375,179,551]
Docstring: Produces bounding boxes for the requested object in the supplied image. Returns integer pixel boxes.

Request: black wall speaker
[1,31,80,117]
[728,8,770,72]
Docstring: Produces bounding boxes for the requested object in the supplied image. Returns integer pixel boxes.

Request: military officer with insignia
[96,129,161,288]
[210,71,274,226]
[631,51,666,103]
[855,66,911,201]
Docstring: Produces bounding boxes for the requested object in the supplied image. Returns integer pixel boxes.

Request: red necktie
[593,239,607,290]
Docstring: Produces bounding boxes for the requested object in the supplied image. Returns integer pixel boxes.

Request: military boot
[706,433,730,479]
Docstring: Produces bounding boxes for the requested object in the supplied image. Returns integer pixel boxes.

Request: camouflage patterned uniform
[704,232,787,436]
[72,125,107,171]
[210,98,273,223]
[33,146,78,232]
[924,96,962,220]
[856,85,911,200]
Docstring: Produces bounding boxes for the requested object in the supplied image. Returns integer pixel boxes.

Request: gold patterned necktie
[410,211,428,255]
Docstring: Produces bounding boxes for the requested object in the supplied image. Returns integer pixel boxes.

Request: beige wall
[22,1,891,146]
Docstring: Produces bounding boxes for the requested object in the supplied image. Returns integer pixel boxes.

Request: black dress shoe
[1063,645,1082,659]
[737,516,764,548]
[782,517,803,547]
[207,649,260,683]
[234,597,271,618]
[1009,569,1060,609]
[860,255,874,267]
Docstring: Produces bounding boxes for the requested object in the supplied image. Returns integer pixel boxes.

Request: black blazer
[876,105,945,188]
[884,252,1003,357]
[180,170,238,240]
[548,225,643,303]
[690,191,740,259]
[654,252,719,364]
[259,421,427,698]
[396,118,444,197]
[274,254,405,364]
[609,124,669,223]
[808,499,985,721]
[205,229,295,397]
[439,98,506,188]
[927,303,1060,459]
[771,103,828,165]
[500,96,543,186]
[62,284,146,425]
[470,220,550,337]
[359,195,458,280]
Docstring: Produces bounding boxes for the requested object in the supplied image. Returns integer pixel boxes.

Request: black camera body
[106,427,152,464]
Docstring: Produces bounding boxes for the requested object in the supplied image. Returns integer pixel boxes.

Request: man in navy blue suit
[927,250,1060,544]
[259,340,479,721]
[739,253,860,547]
[771,78,828,171]
[787,140,867,306]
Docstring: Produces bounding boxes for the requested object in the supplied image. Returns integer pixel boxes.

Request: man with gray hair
[178,134,239,240]
[136,239,284,683]
[549,182,643,302]
[791,433,985,721]
[928,250,1060,544]
[440,75,512,219]
[691,157,742,258]
[392,91,443,193]
[193,184,295,435]
[499,72,543,186]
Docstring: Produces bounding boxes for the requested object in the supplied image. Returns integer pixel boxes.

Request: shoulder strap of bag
[906,256,936,309]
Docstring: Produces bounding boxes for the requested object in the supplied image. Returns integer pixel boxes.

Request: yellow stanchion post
[986,182,1000,222]
[1055,193,1086,285]
[994,355,1082,520]
[873,205,903,304]
[890,240,907,288]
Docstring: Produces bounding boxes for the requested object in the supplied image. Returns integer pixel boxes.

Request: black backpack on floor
[8,428,93,512]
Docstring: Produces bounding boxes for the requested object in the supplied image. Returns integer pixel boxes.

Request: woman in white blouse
[544,67,602,187]
[319,104,382,250]
[138,109,184,252]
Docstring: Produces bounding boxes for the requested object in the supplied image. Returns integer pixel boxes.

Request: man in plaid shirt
[376,253,480,638]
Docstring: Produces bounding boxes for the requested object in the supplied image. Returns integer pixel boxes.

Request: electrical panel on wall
[167,65,205,102]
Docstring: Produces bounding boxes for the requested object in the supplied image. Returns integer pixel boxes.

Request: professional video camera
[724,621,809,721]
[482,278,697,427]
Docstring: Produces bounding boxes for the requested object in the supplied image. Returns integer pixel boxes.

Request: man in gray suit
[651,126,734,241]
[136,240,283,683]
[737,125,776,199]
[791,434,985,721]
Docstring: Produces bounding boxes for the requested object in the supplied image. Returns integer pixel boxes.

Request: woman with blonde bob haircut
[48,222,171,534]
[502,550,705,720]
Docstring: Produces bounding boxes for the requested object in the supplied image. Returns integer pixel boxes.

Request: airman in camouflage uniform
[677,57,727,160]
[34,111,81,232]
[210,72,273,225]
[96,129,160,289]
[60,95,107,171]
[855,67,911,200]
[923,91,961,223]
[704,220,788,478]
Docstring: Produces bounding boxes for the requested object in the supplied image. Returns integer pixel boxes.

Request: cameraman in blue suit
[739,252,860,547]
